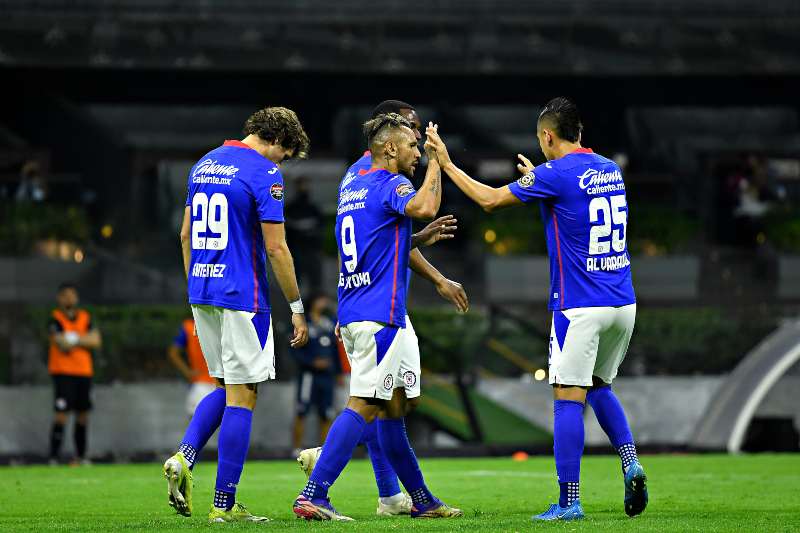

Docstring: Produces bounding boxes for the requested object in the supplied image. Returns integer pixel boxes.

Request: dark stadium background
[2,0,800,463]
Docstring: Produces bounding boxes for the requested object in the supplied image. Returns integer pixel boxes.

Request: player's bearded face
[395,132,421,178]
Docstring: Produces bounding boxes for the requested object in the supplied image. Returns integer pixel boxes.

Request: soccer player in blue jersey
[296,100,468,517]
[292,113,462,521]
[430,97,647,521]
[163,106,311,523]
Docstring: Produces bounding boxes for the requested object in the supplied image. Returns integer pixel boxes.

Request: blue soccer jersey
[336,158,417,328]
[508,148,636,310]
[185,140,285,313]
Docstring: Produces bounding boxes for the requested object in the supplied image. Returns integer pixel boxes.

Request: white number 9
[341,215,358,273]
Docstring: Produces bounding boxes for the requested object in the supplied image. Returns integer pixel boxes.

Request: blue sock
[178,387,225,469]
[214,406,253,510]
[302,408,366,501]
[377,417,434,507]
[586,387,638,471]
[362,420,402,498]
[553,400,584,508]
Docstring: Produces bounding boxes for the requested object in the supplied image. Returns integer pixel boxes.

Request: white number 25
[191,192,228,250]
[588,194,627,255]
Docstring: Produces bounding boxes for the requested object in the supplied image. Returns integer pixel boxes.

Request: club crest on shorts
[517,172,536,188]
[395,183,415,197]
[383,374,394,390]
[270,183,284,200]
[403,371,417,387]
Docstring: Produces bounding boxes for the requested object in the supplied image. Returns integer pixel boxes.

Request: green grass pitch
[1,454,798,532]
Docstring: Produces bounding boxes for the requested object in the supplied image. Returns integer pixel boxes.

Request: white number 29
[191,192,228,250]
[341,215,358,273]
[588,194,627,255]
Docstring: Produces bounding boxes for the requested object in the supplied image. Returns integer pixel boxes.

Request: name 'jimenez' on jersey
[335,153,417,328]
[508,148,636,311]
[185,140,285,313]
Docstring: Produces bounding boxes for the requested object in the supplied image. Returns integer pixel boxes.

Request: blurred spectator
[167,317,216,418]
[47,283,102,465]
[290,293,342,454]
[727,154,785,246]
[15,160,48,203]
[285,176,323,291]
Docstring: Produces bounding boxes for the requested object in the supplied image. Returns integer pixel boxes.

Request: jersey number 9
[192,192,229,250]
[341,215,358,273]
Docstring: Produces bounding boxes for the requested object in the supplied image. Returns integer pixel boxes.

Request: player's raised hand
[290,313,309,348]
[517,153,534,175]
[415,214,458,247]
[435,278,469,313]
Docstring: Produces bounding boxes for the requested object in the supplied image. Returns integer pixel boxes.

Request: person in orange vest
[47,283,102,465]
[168,317,216,417]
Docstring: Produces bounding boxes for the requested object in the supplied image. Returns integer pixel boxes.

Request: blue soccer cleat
[624,461,648,516]
[532,499,585,521]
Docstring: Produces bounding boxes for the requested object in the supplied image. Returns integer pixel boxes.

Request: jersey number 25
[588,194,627,255]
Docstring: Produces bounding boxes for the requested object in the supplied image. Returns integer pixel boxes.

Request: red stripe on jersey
[570,147,593,154]
[389,224,400,325]
[551,207,565,310]
[252,226,259,312]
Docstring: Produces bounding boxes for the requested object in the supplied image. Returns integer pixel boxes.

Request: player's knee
[552,384,588,403]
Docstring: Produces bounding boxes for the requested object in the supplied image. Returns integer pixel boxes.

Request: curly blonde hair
[244,106,310,159]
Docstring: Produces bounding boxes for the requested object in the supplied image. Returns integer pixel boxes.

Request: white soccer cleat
[296,447,322,478]
[376,493,413,516]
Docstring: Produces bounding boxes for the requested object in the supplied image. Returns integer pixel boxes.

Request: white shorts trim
[548,304,636,387]
[341,315,421,401]
[191,304,275,385]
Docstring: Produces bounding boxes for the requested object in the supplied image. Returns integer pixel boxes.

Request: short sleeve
[48,318,63,335]
[507,162,560,203]
[383,175,417,216]
[173,327,188,348]
[253,165,285,223]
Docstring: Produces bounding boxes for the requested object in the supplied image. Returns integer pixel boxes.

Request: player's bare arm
[410,214,457,248]
[409,249,469,313]
[180,206,192,278]
[77,329,102,350]
[403,123,443,220]
[433,134,523,212]
[261,221,309,348]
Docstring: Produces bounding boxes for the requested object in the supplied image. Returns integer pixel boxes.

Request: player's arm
[261,221,308,348]
[180,206,192,279]
[77,327,102,350]
[403,123,443,220]
[432,137,523,212]
[167,346,194,382]
[48,318,70,352]
[409,248,469,313]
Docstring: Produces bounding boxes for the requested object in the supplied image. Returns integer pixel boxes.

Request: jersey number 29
[588,194,627,255]
[192,192,228,250]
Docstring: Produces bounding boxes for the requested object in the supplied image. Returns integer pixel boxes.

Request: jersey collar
[570,147,593,154]
[223,139,254,150]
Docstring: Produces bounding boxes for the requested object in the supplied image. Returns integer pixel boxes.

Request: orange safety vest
[48,309,93,377]
[182,319,214,384]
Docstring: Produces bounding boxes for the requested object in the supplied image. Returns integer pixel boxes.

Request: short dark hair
[371,100,415,118]
[363,113,413,147]
[57,282,77,293]
[243,106,310,159]
[538,97,583,143]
